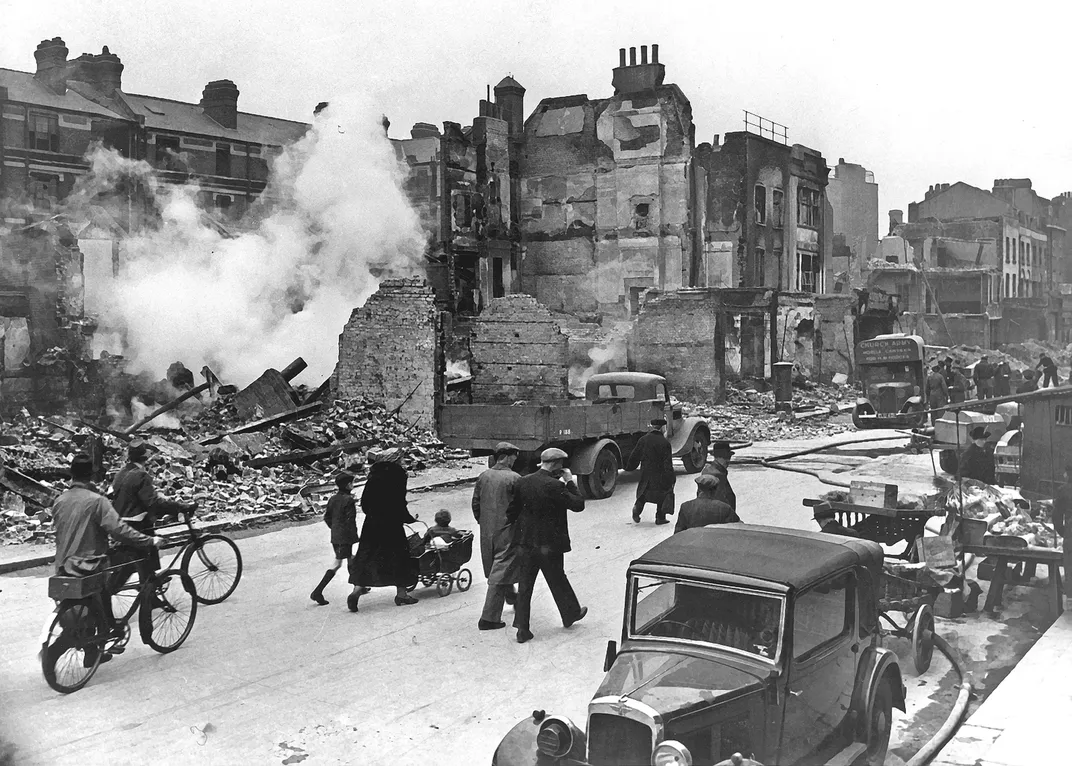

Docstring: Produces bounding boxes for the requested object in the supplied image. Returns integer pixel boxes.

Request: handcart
[878,561,939,675]
[404,521,474,597]
[804,498,944,560]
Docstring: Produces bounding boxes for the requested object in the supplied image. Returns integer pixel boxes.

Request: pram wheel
[456,568,472,592]
[436,576,453,597]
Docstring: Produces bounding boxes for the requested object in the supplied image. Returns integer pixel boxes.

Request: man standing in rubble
[112,440,195,582]
[926,364,949,424]
[948,366,970,404]
[973,356,994,399]
[1037,352,1059,388]
[625,418,676,525]
[473,442,521,631]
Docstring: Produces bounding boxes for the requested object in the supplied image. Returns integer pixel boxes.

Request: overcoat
[349,462,418,587]
[958,443,995,485]
[674,496,740,534]
[472,464,520,584]
[509,468,584,553]
[625,430,676,502]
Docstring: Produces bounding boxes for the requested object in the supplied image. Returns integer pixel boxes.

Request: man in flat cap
[625,418,676,525]
[958,426,995,484]
[674,474,740,534]
[474,442,522,630]
[700,441,738,513]
[508,447,587,643]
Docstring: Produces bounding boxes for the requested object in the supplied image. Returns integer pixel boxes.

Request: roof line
[124,92,309,126]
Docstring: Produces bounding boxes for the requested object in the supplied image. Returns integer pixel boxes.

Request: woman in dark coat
[347,450,419,611]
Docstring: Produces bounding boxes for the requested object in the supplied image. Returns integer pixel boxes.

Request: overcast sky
[6,0,1072,230]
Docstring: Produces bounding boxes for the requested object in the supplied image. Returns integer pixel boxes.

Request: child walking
[310,472,360,606]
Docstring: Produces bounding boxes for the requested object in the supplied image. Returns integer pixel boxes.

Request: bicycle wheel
[181,534,243,605]
[111,569,141,621]
[41,599,107,694]
[139,569,197,653]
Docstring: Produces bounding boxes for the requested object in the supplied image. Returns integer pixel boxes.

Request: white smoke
[568,338,628,396]
[73,95,425,386]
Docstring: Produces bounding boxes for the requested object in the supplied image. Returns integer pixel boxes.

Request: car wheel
[863,679,893,765]
[580,447,618,500]
[681,429,709,473]
[912,603,935,675]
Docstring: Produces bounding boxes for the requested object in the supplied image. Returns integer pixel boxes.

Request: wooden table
[804,499,943,560]
[961,544,1064,620]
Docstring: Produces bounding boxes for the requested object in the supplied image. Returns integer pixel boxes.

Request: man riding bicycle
[51,453,164,665]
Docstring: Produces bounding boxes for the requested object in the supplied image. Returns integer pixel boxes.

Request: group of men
[926,352,1059,420]
[471,418,741,643]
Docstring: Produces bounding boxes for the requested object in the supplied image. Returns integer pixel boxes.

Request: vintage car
[852,334,928,429]
[492,525,906,766]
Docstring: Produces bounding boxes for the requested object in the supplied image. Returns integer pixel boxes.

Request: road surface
[0,446,944,765]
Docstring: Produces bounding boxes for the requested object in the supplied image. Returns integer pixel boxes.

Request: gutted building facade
[826,158,878,290]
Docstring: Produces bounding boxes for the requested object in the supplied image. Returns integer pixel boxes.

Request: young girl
[310,472,361,606]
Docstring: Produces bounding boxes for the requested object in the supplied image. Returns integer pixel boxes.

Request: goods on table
[942,478,1022,520]
[989,510,1061,549]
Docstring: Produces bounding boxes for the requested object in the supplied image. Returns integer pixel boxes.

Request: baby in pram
[423,510,463,549]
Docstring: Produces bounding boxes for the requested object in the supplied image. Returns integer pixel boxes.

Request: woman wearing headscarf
[347,449,420,611]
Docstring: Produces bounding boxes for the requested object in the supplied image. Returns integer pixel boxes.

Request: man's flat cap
[695,473,721,489]
[540,447,568,462]
[650,418,667,426]
[494,442,520,456]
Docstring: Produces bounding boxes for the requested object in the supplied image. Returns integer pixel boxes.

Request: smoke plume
[72,95,425,386]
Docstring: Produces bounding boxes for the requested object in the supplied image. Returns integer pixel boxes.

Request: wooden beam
[245,439,375,469]
[199,402,322,445]
[125,381,211,434]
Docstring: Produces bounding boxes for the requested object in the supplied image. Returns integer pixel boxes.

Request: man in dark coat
[926,364,949,424]
[625,418,676,524]
[994,360,1012,398]
[674,474,740,534]
[973,356,993,399]
[1017,369,1039,394]
[347,448,419,612]
[958,426,995,484]
[310,471,360,606]
[111,440,193,584]
[474,442,521,630]
[700,441,737,512]
[948,367,970,404]
[509,447,587,644]
[1037,353,1059,388]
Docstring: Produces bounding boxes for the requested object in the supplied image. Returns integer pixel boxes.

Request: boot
[310,569,336,606]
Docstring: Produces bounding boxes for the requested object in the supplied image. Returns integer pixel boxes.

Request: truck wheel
[580,448,618,500]
[863,679,893,765]
[938,449,958,474]
[681,430,709,473]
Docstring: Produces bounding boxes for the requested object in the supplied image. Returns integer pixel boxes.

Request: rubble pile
[0,393,471,547]
[682,380,856,443]
[935,340,1072,380]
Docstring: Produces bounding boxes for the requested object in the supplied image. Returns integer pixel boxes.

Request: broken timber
[0,465,59,510]
[199,402,323,445]
[244,439,376,469]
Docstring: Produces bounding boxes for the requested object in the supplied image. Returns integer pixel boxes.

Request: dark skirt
[348,518,418,588]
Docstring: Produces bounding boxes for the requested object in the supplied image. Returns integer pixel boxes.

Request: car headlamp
[535,716,575,758]
[651,740,692,766]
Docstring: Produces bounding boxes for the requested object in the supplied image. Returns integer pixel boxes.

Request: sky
[5,0,1072,234]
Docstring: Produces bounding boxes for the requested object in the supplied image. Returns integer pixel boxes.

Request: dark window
[793,573,852,660]
[634,202,651,231]
[214,194,233,216]
[753,247,765,285]
[216,144,231,176]
[754,185,766,225]
[492,257,505,298]
[798,187,820,228]
[30,173,59,209]
[29,113,59,152]
[772,188,784,227]
[452,191,473,229]
[798,252,820,292]
[1005,237,1010,263]
[155,135,183,171]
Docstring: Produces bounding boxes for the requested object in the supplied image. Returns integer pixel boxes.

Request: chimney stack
[34,37,69,94]
[889,209,904,233]
[494,75,526,137]
[200,80,240,129]
[612,43,666,95]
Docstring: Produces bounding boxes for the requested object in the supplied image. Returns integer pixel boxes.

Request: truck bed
[439,398,667,452]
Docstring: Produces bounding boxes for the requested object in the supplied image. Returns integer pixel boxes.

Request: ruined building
[826,159,878,290]
[0,37,308,406]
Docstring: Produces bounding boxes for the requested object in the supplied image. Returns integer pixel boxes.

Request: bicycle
[111,509,243,613]
[41,561,197,694]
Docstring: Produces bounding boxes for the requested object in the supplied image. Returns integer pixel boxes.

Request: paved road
[0,449,941,765]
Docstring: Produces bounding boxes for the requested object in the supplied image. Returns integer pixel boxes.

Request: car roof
[631,524,884,590]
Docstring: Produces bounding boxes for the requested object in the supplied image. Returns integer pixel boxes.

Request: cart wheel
[436,577,453,597]
[912,603,935,675]
[456,569,472,592]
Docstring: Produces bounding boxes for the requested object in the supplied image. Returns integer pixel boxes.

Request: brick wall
[334,278,440,429]
[470,294,568,402]
[632,290,721,401]
[813,294,856,382]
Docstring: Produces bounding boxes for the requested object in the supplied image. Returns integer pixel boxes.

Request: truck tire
[681,429,709,473]
[579,447,618,500]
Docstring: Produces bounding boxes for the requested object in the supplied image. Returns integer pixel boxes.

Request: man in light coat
[474,442,522,630]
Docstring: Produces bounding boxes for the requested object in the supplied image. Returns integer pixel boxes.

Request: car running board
[825,741,867,766]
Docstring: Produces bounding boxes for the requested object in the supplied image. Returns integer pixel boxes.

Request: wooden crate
[849,480,898,509]
[48,572,105,600]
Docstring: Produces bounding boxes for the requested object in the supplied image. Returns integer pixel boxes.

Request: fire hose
[904,632,973,766]
[734,433,912,488]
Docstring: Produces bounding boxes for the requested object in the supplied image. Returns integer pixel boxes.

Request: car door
[778,571,858,764]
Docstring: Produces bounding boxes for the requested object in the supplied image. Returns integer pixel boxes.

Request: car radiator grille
[587,713,652,766]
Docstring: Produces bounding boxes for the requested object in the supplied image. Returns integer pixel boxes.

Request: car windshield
[629,575,784,662]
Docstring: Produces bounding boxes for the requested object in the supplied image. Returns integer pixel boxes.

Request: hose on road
[734,433,910,488]
[905,632,974,766]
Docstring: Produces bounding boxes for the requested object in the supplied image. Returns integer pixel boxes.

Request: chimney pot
[314,101,329,116]
[619,48,627,67]
[652,44,659,63]
[629,46,637,66]
[641,45,648,65]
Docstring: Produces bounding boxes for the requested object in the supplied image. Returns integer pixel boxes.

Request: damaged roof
[124,93,309,147]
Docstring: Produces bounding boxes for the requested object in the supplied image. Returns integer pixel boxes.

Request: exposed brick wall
[334,278,440,429]
[813,294,856,382]
[470,295,568,402]
[632,290,721,401]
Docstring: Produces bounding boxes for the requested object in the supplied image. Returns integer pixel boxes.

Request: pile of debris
[0,362,472,547]
[683,380,856,443]
[932,340,1072,381]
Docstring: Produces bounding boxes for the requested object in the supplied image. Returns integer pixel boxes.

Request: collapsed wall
[469,295,568,402]
[334,278,440,429]
[632,290,721,401]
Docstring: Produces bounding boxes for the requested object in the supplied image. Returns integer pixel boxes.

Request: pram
[404,521,474,597]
